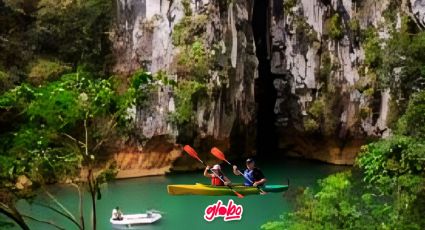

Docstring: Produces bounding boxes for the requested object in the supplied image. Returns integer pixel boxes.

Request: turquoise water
[8,158,348,230]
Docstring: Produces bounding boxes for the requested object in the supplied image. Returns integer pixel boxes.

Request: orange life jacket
[211,174,224,186]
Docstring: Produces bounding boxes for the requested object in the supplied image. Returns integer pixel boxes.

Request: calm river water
[9,158,348,230]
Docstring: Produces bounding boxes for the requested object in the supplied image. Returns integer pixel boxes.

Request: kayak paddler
[233,158,267,187]
[204,164,232,186]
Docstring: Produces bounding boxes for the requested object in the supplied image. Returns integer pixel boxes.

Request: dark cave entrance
[252,0,278,156]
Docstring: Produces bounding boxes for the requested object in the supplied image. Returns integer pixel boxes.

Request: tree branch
[61,133,86,147]
[70,183,85,230]
[0,202,30,230]
[84,118,89,156]
[34,202,82,230]
[92,120,117,152]
[21,214,65,230]
[43,189,78,225]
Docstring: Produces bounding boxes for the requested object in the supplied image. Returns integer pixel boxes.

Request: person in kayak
[204,164,231,186]
[112,206,123,220]
[233,158,267,187]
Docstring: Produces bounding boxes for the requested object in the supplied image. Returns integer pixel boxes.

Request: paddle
[182,145,244,198]
[210,147,267,195]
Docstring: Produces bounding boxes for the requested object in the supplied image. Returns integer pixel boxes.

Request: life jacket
[211,174,224,186]
[243,169,255,186]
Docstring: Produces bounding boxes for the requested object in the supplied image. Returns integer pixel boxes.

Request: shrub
[363,28,382,68]
[304,118,319,133]
[397,91,425,139]
[182,0,192,16]
[327,13,344,40]
[319,51,332,84]
[283,0,297,13]
[174,40,211,82]
[359,106,371,120]
[27,59,71,85]
[169,80,206,125]
[308,99,325,118]
[172,15,208,46]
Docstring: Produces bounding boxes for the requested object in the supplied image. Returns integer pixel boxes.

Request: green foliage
[294,16,317,45]
[304,99,325,133]
[95,164,118,185]
[319,51,332,84]
[363,87,374,97]
[0,1,119,227]
[264,88,425,230]
[169,80,206,125]
[356,134,425,229]
[154,70,177,86]
[308,99,325,118]
[0,0,113,73]
[364,16,425,99]
[386,98,402,128]
[283,0,297,13]
[263,163,425,229]
[382,0,402,24]
[358,136,425,190]
[0,69,130,184]
[172,15,208,46]
[348,18,360,33]
[0,124,84,183]
[174,41,211,82]
[0,70,14,94]
[304,118,319,133]
[3,0,38,15]
[115,71,162,133]
[0,83,36,110]
[0,2,35,68]
[305,96,339,136]
[396,91,425,139]
[129,70,155,107]
[0,220,14,228]
[363,28,382,69]
[359,106,371,120]
[27,74,114,128]
[27,59,71,86]
[262,172,370,230]
[327,13,344,40]
[181,0,192,16]
[401,31,425,91]
[35,0,113,69]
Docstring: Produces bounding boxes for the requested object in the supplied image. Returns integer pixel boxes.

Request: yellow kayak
[167,183,289,196]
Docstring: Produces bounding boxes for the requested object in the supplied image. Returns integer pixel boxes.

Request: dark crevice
[253,0,278,156]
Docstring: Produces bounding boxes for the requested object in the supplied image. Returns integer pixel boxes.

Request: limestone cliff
[270,0,392,164]
[112,0,257,174]
[269,0,425,164]
[110,0,425,176]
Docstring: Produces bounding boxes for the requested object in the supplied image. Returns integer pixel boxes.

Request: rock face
[113,135,182,178]
[110,0,423,174]
[411,0,425,28]
[270,0,395,164]
[15,175,32,190]
[112,0,257,173]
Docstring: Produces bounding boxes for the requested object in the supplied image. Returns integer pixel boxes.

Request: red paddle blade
[234,191,244,198]
[183,145,201,161]
[210,147,226,161]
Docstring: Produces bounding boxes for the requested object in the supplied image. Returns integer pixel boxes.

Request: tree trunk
[87,169,96,230]
[91,192,96,230]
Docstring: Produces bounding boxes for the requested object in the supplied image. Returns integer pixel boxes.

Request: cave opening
[252,0,278,156]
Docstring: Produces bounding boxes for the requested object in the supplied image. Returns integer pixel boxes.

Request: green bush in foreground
[262,90,425,230]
